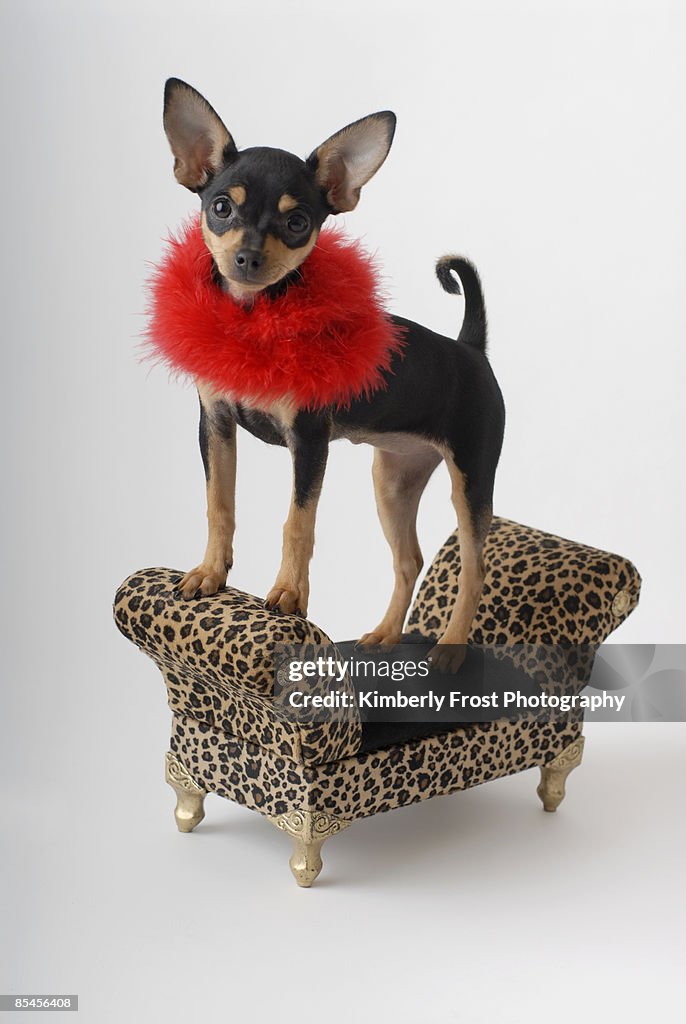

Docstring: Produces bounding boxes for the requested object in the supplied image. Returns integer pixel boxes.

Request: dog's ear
[163,78,236,191]
[307,111,396,213]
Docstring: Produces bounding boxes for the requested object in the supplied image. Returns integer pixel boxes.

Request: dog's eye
[212,197,232,219]
[287,212,310,234]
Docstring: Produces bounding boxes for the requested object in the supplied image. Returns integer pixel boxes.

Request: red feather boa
[144,216,405,409]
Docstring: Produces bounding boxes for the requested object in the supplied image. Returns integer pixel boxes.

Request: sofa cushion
[335,636,567,754]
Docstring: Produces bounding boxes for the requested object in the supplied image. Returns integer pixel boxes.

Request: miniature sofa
[113,517,641,886]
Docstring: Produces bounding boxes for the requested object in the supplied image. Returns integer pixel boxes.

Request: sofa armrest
[408,516,641,646]
[113,568,361,764]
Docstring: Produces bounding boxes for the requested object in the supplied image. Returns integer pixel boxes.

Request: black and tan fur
[162,78,506,670]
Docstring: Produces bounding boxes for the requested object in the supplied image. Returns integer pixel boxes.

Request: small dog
[162,78,505,670]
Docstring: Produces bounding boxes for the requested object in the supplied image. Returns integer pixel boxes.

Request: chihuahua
[162,78,505,671]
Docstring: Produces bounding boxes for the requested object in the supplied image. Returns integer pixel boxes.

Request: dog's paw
[264,583,307,617]
[176,564,227,599]
[356,629,402,649]
[427,643,467,674]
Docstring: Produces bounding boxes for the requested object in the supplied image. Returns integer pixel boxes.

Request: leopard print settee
[114,517,641,886]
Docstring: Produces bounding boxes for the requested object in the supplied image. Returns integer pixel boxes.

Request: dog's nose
[234,249,263,272]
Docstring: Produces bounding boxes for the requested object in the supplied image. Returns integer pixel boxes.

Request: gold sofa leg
[537,736,585,812]
[165,752,207,833]
[269,810,352,888]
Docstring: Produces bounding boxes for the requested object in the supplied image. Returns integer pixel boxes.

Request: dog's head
[163,79,396,301]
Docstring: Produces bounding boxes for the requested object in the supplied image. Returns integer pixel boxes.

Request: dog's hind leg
[358,444,441,647]
[429,453,493,672]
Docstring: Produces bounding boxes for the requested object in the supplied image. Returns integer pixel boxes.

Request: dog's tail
[435,255,487,352]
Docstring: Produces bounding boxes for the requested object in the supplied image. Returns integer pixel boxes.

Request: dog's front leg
[264,414,330,617]
[178,392,236,598]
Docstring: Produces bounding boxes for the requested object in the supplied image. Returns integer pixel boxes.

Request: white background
[1,1,684,1022]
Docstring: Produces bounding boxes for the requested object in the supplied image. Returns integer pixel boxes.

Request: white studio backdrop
[1,0,684,774]
[1,4,685,1023]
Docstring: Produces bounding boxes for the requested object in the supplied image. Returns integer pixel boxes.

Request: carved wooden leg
[537,736,585,812]
[269,810,351,887]
[165,752,206,832]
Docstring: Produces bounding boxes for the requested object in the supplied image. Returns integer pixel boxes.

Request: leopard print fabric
[113,569,361,764]
[161,662,302,761]
[114,520,639,771]
[408,516,641,644]
[170,711,583,821]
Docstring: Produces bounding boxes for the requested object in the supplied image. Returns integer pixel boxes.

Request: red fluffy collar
[144,215,405,409]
